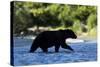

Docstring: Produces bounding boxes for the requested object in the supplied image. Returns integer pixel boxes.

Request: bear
[29,29,77,53]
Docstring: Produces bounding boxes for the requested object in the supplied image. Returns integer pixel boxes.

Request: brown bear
[30,29,77,53]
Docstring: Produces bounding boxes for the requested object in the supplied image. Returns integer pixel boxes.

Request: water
[13,37,97,66]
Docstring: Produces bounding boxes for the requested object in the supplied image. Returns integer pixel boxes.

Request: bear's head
[61,29,77,39]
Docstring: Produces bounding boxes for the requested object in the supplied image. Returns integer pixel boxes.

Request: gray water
[13,37,97,66]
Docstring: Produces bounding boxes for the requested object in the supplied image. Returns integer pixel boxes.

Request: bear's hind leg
[29,44,39,52]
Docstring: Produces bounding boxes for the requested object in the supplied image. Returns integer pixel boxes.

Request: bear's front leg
[42,48,48,53]
[55,44,60,52]
[61,43,74,51]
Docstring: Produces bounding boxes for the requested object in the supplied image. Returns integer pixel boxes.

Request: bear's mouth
[71,36,77,39]
[73,35,77,39]
[74,36,77,39]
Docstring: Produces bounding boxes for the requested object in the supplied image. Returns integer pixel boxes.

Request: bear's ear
[59,29,63,31]
[65,29,74,33]
[61,29,72,35]
[58,29,64,33]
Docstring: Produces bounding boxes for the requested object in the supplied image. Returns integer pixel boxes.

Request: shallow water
[13,37,97,66]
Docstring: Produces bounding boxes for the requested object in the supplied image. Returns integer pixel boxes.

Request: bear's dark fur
[30,29,77,53]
